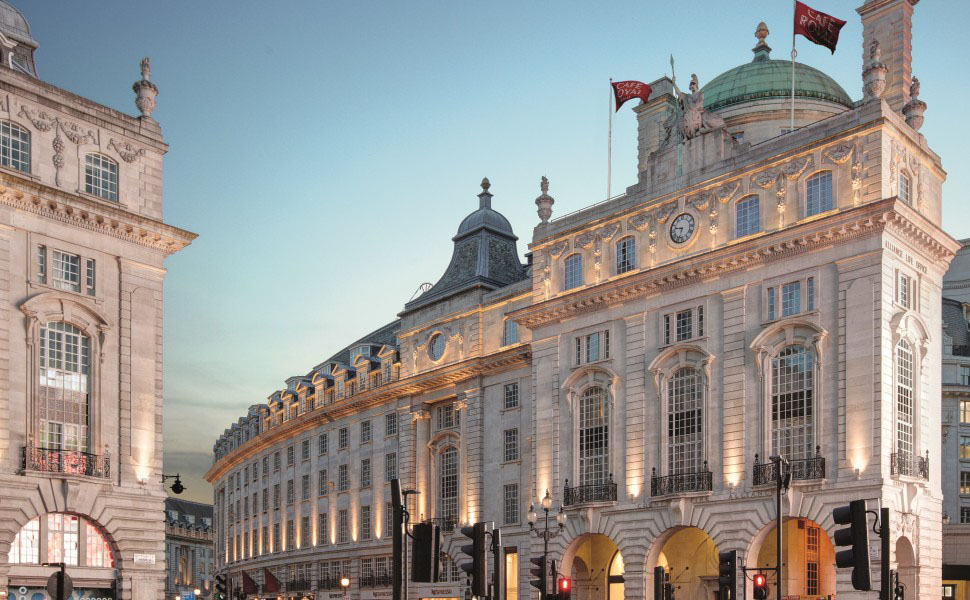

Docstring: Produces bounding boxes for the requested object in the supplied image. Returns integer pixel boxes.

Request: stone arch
[895,535,917,597]
[746,513,837,598]
[645,525,720,600]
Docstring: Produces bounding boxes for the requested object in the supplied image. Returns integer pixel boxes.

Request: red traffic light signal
[559,577,571,592]
[753,573,769,600]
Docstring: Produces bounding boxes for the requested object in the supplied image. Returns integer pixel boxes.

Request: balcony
[891,451,929,480]
[360,574,393,588]
[650,463,713,497]
[21,447,110,479]
[563,474,618,507]
[427,516,458,532]
[286,579,311,592]
[952,344,970,357]
[753,447,826,486]
[318,577,343,591]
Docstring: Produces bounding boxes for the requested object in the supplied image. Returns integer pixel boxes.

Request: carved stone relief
[656,204,677,224]
[548,240,568,258]
[783,155,813,180]
[715,180,741,204]
[575,232,596,250]
[823,142,854,165]
[108,139,146,163]
[753,169,779,189]
[890,141,905,197]
[851,156,863,205]
[916,164,924,211]
[18,105,96,187]
[688,192,711,212]
[628,213,651,232]
[598,223,620,241]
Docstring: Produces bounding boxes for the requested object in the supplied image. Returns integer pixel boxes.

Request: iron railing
[563,473,618,506]
[427,516,458,532]
[952,344,970,357]
[753,447,826,486]
[650,463,713,497]
[286,579,311,591]
[21,447,110,478]
[360,574,393,588]
[891,451,929,480]
[318,577,343,591]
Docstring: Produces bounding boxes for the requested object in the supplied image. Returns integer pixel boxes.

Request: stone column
[720,287,747,491]
[458,387,483,523]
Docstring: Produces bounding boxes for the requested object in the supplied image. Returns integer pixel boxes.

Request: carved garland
[108,139,146,163]
[18,106,96,187]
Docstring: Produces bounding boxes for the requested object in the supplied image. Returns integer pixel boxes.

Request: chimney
[857,0,918,114]
[635,77,676,173]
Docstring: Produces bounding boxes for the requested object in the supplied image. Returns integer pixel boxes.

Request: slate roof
[165,497,213,530]
[943,297,969,347]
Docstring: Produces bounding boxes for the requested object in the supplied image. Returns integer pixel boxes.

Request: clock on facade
[669,213,696,244]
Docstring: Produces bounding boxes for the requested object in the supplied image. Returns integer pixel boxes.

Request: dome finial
[478,177,492,209]
[752,22,771,61]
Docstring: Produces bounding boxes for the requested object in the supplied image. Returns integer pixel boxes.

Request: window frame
[735,194,761,238]
[0,119,30,173]
[84,153,120,202]
[615,236,636,275]
[563,253,583,290]
[804,170,834,217]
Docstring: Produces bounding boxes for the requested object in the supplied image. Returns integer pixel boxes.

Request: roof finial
[536,176,555,224]
[132,56,159,119]
[478,177,492,209]
[752,22,771,61]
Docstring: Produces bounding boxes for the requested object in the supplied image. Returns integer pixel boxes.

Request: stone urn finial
[536,175,555,224]
[862,39,888,100]
[902,76,927,131]
[752,22,771,60]
[478,177,492,209]
[132,57,159,118]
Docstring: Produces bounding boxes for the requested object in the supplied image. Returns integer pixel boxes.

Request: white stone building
[943,239,970,599]
[166,498,215,599]
[208,1,959,599]
[0,3,196,599]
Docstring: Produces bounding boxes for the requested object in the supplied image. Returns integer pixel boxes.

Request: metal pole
[607,79,613,201]
[881,507,890,600]
[775,459,783,600]
[790,0,796,132]
[544,508,550,600]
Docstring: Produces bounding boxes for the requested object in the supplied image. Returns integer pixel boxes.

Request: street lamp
[528,489,567,599]
[340,576,350,600]
[194,589,201,597]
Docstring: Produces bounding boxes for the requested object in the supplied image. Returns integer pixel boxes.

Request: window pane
[806,171,833,216]
[667,368,703,474]
[616,237,636,274]
[579,387,609,486]
[781,282,801,317]
[896,340,915,457]
[736,195,761,237]
[0,120,30,172]
[85,153,119,201]
[771,345,815,460]
[564,254,583,290]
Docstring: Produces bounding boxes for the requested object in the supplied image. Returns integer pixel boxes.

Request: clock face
[670,213,696,244]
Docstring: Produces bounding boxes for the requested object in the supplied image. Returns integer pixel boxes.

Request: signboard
[132,553,155,565]
[411,584,461,600]
[180,592,196,600]
[8,586,113,600]
[360,590,393,600]
[46,573,73,600]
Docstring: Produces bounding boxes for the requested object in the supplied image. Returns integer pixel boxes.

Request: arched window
[896,339,915,457]
[579,386,609,486]
[615,236,636,274]
[899,172,911,205]
[438,447,459,520]
[735,195,761,238]
[9,514,113,567]
[0,120,30,172]
[805,171,833,216]
[39,322,90,454]
[85,153,119,201]
[667,367,703,474]
[771,345,815,461]
[564,254,583,290]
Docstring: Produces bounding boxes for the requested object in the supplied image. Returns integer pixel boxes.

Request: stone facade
[166,498,215,599]
[207,3,957,600]
[0,4,195,600]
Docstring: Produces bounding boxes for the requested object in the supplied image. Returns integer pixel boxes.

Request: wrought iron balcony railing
[21,447,110,479]
[427,516,458,532]
[563,474,618,506]
[318,577,343,591]
[286,579,311,591]
[753,447,826,486]
[952,344,970,357]
[650,463,713,497]
[360,574,393,588]
[891,450,929,480]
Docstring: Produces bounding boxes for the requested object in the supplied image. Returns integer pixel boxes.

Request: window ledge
[501,405,521,414]
[658,335,709,352]
[502,460,521,467]
[561,500,617,510]
[761,309,820,328]
[572,356,614,370]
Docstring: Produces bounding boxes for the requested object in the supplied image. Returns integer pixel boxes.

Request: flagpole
[608,78,613,200]
[791,0,797,132]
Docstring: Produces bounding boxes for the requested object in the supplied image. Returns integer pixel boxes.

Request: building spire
[478,177,492,209]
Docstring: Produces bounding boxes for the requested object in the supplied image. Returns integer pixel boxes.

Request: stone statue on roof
[674,73,726,140]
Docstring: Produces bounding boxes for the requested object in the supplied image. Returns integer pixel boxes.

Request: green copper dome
[700,24,853,112]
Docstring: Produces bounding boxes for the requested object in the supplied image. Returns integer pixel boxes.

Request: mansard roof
[943,297,969,348]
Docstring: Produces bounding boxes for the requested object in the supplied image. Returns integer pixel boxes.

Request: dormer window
[85,153,119,201]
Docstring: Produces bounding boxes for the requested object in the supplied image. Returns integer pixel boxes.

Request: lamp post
[340,576,350,600]
[768,455,790,600]
[527,489,567,600]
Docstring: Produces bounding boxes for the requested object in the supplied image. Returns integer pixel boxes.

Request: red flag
[242,571,259,595]
[794,1,846,54]
[612,80,652,112]
[263,568,281,593]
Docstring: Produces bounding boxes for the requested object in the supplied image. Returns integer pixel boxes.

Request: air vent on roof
[409,282,433,301]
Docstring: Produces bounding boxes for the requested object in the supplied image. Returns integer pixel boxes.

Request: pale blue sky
[22,1,970,502]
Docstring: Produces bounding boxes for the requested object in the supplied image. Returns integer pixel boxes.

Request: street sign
[181,592,196,600]
[133,553,155,565]
[46,571,73,600]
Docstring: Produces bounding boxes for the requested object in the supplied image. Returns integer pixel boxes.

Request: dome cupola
[0,1,37,76]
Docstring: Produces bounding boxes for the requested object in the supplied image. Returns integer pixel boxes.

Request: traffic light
[717,550,737,600]
[752,573,769,600]
[529,555,547,599]
[833,499,872,591]
[460,522,488,597]
[893,570,904,600]
[215,574,227,600]
[411,522,440,583]
[556,576,572,600]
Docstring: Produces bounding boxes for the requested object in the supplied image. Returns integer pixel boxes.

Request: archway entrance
[562,534,623,600]
[655,527,718,599]
[895,535,917,597]
[753,517,836,598]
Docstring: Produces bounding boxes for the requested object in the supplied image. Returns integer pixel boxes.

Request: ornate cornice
[0,173,195,256]
[511,198,960,329]
[204,345,531,482]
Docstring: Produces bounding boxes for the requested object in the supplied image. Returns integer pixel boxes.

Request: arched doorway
[654,527,719,599]
[562,534,623,600]
[895,535,917,597]
[752,517,836,598]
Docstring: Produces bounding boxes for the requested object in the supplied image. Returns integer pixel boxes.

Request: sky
[21,1,970,503]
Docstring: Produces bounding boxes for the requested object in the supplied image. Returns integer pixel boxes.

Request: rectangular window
[781,281,801,317]
[273,523,280,552]
[385,412,398,436]
[504,319,519,346]
[287,445,295,466]
[361,420,372,443]
[664,314,671,345]
[338,427,348,449]
[586,332,600,362]
[676,309,693,342]
[85,259,95,296]
[504,483,519,525]
[338,464,349,491]
[577,330,611,363]
[898,272,911,308]
[768,287,776,321]
[286,520,295,550]
[697,305,704,337]
[504,383,519,409]
[962,507,970,524]
[575,337,582,365]
[319,469,328,496]
[961,366,970,387]
[436,404,460,430]
[301,516,310,549]
[564,254,583,290]
[252,492,258,516]
[504,428,519,462]
[319,433,328,455]
[286,479,295,504]
[386,502,394,539]
[806,171,833,216]
[273,484,280,509]
[52,250,81,292]
[960,435,970,460]
[318,513,328,545]
[37,245,46,284]
[962,400,970,424]
[253,462,259,481]
[262,456,269,475]
[338,510,349,543]
[962,472,970,495]
[385,452,398,481]
[262,525,268,553]
[807,277,815,311]
[262,489,268,512]
[616,236,636,274]
[361,505,371,541]
[361,458,372,487]
[274,451,281,471]
[806,526,820,596]
[735,195,761,238]
[301,474,310,500]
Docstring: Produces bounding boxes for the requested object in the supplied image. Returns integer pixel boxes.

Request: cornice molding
[205,346,531,482]
[0,174,195,256]
[511,199,960,329]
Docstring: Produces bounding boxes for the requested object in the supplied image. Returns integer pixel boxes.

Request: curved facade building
[208,4,958,599]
